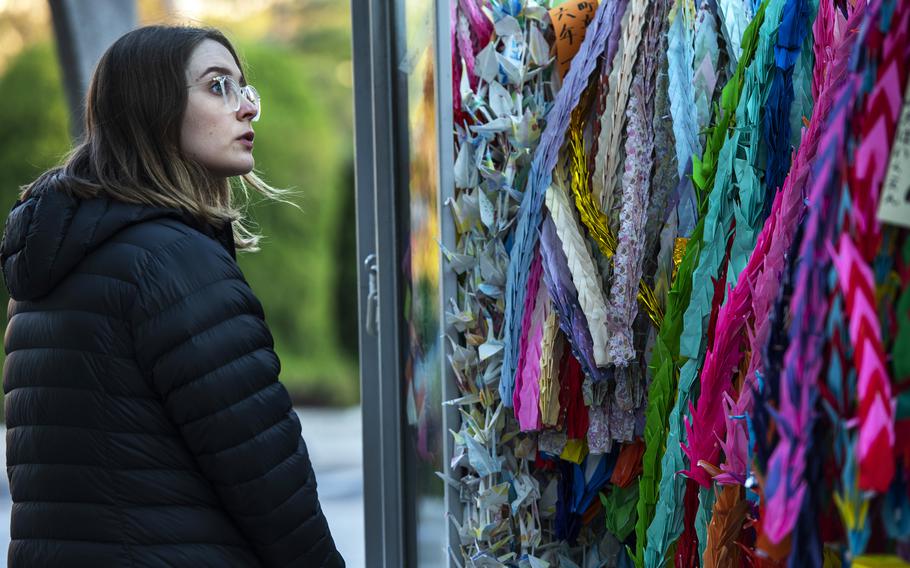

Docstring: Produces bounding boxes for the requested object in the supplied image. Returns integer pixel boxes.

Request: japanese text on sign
[548,1,598,79]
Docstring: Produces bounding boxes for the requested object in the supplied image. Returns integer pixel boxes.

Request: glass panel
[395,1,446,566]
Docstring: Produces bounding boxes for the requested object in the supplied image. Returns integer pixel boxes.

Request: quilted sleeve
[130,232,344,568]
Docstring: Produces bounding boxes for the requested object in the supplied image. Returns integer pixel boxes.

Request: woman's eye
[210,81,224,95]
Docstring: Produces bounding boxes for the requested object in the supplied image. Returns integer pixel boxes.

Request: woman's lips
[237,131,255,150]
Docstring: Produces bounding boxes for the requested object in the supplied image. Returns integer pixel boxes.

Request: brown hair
[21,25,291,252]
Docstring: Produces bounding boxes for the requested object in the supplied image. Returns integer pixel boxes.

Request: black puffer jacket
[0,173,344,567]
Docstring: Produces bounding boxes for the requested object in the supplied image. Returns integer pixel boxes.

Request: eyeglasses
[199,75,261,122]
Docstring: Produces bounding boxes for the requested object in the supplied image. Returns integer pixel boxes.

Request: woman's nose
[237,97,258,121]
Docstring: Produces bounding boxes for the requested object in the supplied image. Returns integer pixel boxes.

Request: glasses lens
[222,77,241,111]
[244,85,261,122]
[216,77,260,121]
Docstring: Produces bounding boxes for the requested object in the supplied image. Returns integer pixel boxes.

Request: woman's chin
[217,157,255,178]
[238,156,255,174]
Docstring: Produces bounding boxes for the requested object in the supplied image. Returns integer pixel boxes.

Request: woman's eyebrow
[196,65,244,83]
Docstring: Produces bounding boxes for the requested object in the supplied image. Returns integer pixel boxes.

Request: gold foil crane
[565,90,665,328]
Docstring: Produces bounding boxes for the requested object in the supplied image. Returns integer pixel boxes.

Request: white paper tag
[877,78,910,229]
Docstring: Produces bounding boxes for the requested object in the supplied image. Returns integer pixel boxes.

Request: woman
[0,26,344,567]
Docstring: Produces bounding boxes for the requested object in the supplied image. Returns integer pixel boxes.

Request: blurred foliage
[235,38,357,405]
[0,19,358,407]
[0,1,51,75]
[0,42,70,196]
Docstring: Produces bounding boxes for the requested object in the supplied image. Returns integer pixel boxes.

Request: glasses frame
[192,74,262,122]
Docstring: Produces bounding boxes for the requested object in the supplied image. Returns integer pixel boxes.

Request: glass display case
[352,0,458,566]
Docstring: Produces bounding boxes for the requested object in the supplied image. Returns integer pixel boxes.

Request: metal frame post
[47,0,136,139]
[433,0,461,562]
[352,0,407,565]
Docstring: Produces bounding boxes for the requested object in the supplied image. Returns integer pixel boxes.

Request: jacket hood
[1,172,232,301]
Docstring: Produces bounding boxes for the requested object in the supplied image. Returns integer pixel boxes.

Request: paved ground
[0,406,366,567]
[296,406,366,567]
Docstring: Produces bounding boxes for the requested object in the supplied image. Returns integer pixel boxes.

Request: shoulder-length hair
[21,25,290,252]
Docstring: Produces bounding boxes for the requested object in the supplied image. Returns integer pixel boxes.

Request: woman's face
[180,39,257,178]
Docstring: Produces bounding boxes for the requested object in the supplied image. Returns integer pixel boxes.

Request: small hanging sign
[548,1,598,79]
[877,78,910,229]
